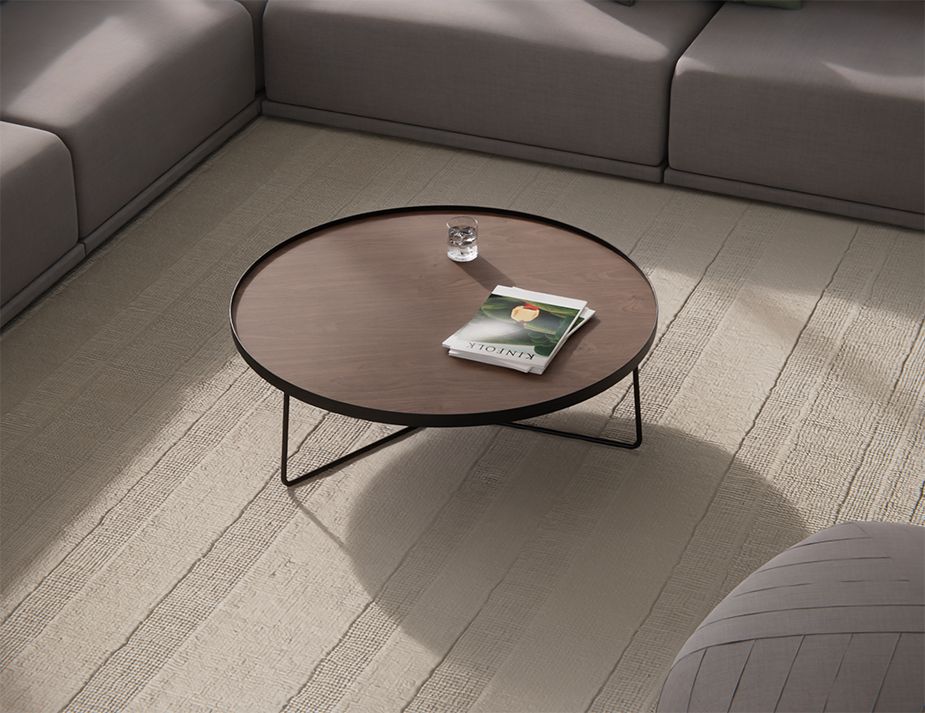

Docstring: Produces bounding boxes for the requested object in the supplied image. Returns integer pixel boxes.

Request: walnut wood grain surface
[231,208,657,425]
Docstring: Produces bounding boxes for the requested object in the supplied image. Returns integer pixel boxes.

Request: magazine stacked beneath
[443,286,594,374]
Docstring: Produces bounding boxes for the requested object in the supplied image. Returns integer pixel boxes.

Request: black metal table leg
[501,368,642,449]
[280,392,420,487]
[279,368,642,487]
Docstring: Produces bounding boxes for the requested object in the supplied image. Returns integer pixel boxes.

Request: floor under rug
[2,117,923,712]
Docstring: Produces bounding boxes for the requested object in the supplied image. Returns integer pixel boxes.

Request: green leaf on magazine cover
[521,311,567,336]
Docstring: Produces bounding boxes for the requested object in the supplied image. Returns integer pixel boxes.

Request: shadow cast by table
[288,419,808,704]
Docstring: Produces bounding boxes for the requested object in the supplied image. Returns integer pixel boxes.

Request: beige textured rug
[2,117,923,713]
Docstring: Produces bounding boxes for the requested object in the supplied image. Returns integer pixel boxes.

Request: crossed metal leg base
[279,392,420,487]
[280,369,642,487]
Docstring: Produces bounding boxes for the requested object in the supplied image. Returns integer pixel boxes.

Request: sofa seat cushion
[0,122,79,305]
[669,1,925,215]
[264,0,719,168]
[657,522,925,712]
[0,0,255,238]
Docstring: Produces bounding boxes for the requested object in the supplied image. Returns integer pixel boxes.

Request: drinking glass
[447,215,478,262]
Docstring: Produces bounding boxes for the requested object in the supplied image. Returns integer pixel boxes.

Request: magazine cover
[443,286,588,374]
[448,304,595,373]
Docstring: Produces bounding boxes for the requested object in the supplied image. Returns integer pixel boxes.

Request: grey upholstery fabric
[664,168,925,231]
[0,122,79,305]
[0,0,255,238]
[657,522,925,712]
[234,0,268,91]
[262,102,664,182]
[264,0,719,170]
[0,245,85,327]
[669,1,924,217]
[80,100,260,254]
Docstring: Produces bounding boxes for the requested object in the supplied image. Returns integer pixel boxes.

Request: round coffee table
[230,206,657,486]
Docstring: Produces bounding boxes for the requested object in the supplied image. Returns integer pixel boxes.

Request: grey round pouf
[657,522,924,713]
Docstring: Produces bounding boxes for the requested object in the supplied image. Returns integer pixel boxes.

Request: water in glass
[447,224,478,262]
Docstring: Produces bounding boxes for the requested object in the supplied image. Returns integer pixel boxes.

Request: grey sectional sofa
[0,121,80,310]
[1,0,923,326]
[262,0,720,182]
[667,1,925,230]
[1,0,260,324]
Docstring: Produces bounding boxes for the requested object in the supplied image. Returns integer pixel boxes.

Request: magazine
[443,286,593,374]
[448,305,595,372]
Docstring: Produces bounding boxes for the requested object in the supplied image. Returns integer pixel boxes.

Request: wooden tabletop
[230,206,657,426]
